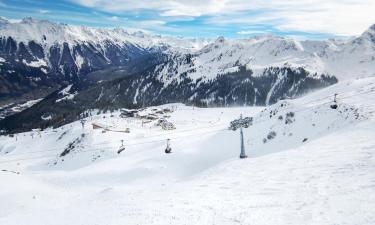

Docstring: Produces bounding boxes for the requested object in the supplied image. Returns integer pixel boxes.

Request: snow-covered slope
[0,98,42,119]
[154,27,375,83]
[0,76,375,224]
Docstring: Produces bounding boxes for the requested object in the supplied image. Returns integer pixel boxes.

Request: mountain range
[0,17,374,133]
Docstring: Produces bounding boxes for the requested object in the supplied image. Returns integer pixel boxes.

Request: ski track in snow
[0,77,375,224]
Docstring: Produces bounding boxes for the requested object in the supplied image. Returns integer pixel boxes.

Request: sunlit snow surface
[1,77,375,225]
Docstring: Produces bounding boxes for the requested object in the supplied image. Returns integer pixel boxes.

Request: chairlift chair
[330,104,338,109]
[165,139,172,154]
[330,93,338,109]
[117,140,125,154]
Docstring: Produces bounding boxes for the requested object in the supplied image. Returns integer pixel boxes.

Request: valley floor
[1,77,375,225]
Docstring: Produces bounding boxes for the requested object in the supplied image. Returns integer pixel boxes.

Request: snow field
[0,77,375,224]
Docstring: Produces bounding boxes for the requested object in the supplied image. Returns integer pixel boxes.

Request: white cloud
[109,16,119,21]
[0,16,21,23]
[39,9,50,14]
[72,0,375,36]
[237,30,271,35]
[74,0,228,17]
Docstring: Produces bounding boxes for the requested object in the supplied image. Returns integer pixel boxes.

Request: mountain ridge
[0,18,374,133]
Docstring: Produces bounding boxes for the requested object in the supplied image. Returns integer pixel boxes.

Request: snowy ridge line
[0,128,228,163]
[1,88,374,162]
[0,17,210,51]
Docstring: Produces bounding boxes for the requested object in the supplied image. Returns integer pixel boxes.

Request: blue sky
[1,0,375,39]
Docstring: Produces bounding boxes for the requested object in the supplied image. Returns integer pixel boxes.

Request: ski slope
[1,77,375,224]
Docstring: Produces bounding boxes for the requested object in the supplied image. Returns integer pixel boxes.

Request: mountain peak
[0,17,9,25]
[360,23,375,42]
[368,24,375,33]
[21,17,35,24]
[361,23,375,35]
[215,36,225,43]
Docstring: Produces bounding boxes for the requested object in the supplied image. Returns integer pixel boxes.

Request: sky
[1,0,375,39]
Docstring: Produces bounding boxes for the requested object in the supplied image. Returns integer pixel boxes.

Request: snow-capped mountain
[0,17,208,102]
[1,18,374,98]
[155,27,375,83]
[0,18,375,133]
[0,17,207,51]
